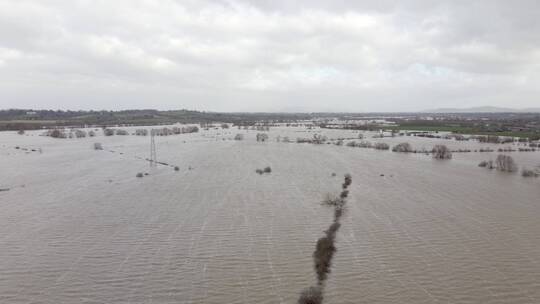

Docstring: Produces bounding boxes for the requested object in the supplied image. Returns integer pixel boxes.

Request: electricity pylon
[150,130,157,167]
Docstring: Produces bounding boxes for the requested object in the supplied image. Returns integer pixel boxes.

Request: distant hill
[424,106,540,113]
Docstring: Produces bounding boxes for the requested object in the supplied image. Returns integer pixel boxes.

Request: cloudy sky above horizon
[1,0,539,112]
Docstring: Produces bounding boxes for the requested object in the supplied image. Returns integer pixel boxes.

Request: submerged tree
[521,168,539,177]
[103,128,114,136]
[432,145,452,159]
[495,154,517,172]
[297,174,352,304]
[392,142,413,153]
[256,133,269,142]
[298,286,323,304]
[373,142,389,150]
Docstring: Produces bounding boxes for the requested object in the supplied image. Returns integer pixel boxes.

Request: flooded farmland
[1,127,539,304]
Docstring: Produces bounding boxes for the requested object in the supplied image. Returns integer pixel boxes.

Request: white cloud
[0,0,539,111]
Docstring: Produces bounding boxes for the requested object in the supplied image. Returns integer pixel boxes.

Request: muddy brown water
[1,128,539,303]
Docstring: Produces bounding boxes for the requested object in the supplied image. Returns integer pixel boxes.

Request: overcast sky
[1,0,539,112]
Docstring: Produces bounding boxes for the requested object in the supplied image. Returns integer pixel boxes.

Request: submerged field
[1,126,540,304]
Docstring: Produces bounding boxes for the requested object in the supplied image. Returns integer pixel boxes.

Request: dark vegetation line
[3,109,539,140]
[298,174,352,304]
[0,109,314,130]
[320,115,540,140]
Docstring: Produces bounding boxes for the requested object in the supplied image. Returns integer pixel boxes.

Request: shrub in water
[103,129,114,136]
[392,142,413,153]
[256,133,269,142]
[521,168,539,177]
[135,129,148,136]
[373,142,389,150]
[74,129,86,138]
[432,145,452,159]
[322,193,342,207]
[298,286,323,304]
[495,154,517,172]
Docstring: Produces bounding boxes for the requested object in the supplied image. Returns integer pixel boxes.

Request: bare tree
[432,145,452,159]
[322,193,342,207]
[74,129,87,138]
[256,133,269,142]
[48,129,67,138]
[312,134,327,144]
[234,133,244,140]
[392,142,413,152]
[495,154,517,172]
[103,129,114,136]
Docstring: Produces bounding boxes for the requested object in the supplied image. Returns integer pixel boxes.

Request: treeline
[43,126,199,138]
[0,109,317,130]
[298,174,353,304]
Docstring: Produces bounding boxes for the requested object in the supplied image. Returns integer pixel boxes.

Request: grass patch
[384,125,537,138]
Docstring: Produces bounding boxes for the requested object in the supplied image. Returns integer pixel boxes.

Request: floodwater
[1,127,539,303]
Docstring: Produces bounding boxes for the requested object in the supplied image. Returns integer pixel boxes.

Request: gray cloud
[0,0,539,111]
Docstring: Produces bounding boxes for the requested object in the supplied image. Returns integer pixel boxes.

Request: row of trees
[479,155,517,172]
[45,129,96,138]
[104,126,201,137]
[45,125,200,138]
[237,125,271,131]
[481,154,540,177]
[298,174,352,304]
[151,126,199,136]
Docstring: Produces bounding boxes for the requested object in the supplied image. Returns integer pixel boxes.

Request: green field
[385,125,538,139]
